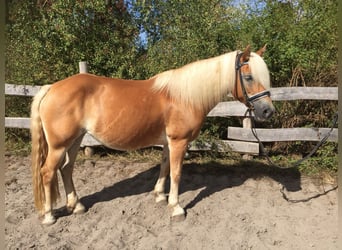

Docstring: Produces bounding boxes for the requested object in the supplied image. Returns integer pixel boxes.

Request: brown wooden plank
[208,101,247,117]
[81,133,103,147]
[5,117,30,128]
[228,127,338,142]
[5,84,41,96]
[206,87,338,117]
[189,140,259,155]
[270,87,338,101]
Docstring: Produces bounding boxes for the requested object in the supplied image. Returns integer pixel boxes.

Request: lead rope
[246,109,338,202]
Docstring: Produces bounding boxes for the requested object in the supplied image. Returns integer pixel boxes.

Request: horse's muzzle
[252,99,275,121]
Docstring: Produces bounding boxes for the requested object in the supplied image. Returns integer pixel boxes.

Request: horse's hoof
[156,199,168,208]
[154,191,167,205]
[169,204,185,222]
[171,213,186,222]
[42,214,56,226]
[155,195,167,205]
[73,202,86,214]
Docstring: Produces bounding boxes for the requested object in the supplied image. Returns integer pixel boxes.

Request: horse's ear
[256,44,267,57]
[242,45,251,62]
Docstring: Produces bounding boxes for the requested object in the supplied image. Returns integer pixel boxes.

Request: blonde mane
[152,50,270,111]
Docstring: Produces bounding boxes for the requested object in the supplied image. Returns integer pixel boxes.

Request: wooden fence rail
[5,83,338,155]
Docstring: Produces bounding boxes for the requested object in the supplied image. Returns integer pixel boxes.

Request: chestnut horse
[31,45,275,225]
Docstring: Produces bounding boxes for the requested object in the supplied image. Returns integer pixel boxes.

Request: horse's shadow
[181,160,302,211]
[59,159,301,217]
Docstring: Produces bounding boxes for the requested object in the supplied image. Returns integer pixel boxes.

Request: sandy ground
[5,154,338,250]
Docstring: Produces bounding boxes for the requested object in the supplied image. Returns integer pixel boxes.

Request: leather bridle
[234,52,271,108]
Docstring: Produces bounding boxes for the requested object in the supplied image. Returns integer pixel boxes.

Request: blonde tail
[30,85,59,213]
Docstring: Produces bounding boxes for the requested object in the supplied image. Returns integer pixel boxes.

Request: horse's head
[233,45,275,121]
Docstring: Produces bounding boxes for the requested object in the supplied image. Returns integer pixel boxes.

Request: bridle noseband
[235,52,270,108]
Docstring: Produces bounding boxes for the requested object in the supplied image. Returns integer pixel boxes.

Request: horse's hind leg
[154,144,170,204]
[60,135,85,215]
[40,148,65,225]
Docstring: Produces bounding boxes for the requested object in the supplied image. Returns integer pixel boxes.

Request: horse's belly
[90,130,167,151]
[86,116,167,150]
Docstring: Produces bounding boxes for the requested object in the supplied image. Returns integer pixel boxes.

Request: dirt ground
[5,153,338,250]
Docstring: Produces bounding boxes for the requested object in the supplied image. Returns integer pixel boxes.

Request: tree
[6,0,139,85]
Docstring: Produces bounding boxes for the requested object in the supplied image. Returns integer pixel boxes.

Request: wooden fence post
[79,61,94,157]
[242,117,253,160]
[79,61,88,74]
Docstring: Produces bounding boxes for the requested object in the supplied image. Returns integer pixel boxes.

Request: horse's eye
[244,75,253,82]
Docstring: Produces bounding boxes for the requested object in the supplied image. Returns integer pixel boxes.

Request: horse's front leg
[167,138,188,221]
[154,144,170,204]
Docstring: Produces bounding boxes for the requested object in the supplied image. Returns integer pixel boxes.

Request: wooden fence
[5,80,338,155]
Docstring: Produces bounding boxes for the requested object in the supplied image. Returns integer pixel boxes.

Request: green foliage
[5,128,31,155]
[295,142,337,176]
[266,141,337,176]
[235,0,337,87]
[6,0,337,85]
[6,0,139,85]
[313,143,338,171]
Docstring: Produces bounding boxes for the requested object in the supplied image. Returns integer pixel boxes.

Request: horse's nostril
[263,107,274,119]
